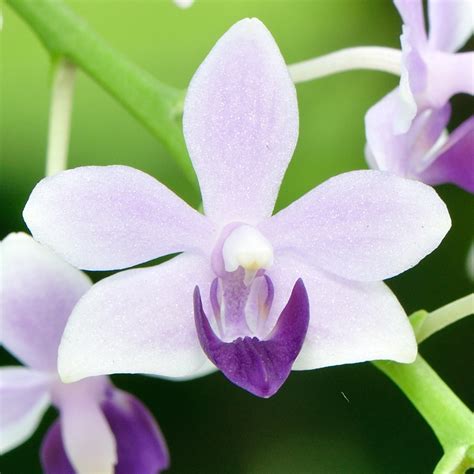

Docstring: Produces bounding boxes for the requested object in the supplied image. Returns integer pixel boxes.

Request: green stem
[374,356,474,470]
[288,46,402,83]
[434,446,474,474]
[415,294,473,343]
[6,0,196,186]
[46,59,76,176]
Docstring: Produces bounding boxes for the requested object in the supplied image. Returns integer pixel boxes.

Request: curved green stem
[6,0,196,186]
[288,46,402,83]
[46,59,76,176]
[414,294,473,343]
[374,356,474,471]
[434,445,474,474]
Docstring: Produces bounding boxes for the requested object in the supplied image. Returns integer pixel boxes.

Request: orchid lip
[193,278,309,398]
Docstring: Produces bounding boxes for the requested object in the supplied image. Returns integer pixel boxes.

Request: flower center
[219,224,273,285]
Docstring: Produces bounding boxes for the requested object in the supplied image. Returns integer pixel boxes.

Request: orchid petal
[418,116,474,192]
[260,170,451,282]
[101,389,170,474]
[1,233,91,370]
[60,391,116,474]
[365,89,451,175]
[394,0,427,48]
[0,367,52,454]
[194,280,309,398]
[266,253,417,369]
[23,166,214,271]
[58,254,213,382]
[41,420,74,474]
[428,0,474,53]
[425,52,474,109]
[183,18,298,224]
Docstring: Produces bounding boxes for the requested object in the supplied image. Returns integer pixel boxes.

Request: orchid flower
[24,19,451,398]
[0,233,169,474]
[365,0,474,192]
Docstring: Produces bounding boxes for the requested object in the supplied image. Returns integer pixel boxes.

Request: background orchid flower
[0,233,169,474]
[24,19,451,398]
[365,100,474,192]
[364,0,474,192]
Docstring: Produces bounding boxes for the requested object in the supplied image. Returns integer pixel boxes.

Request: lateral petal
[266,253,417,370]
[260,170,451,282]
[23,166,214,270]
[58,254,213,382]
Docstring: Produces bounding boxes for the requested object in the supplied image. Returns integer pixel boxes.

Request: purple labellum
[40,420,74,474]
[101,390,170,474]
[194,279,309,398]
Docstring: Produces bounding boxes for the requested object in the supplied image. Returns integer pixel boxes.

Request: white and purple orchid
[365,0,474,192]
[23,19,451,398]
[0,233,169,474]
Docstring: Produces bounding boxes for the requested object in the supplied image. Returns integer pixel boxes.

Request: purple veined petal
[394,0,428,49]
[101,389,169,474]
[23,165,215,271]
[183,18,298,225]
[194,280,309,398]
[0,233,91,370]
[428,0,474,53]
[41,420,74,474]
[418,116,474,193]
[424,51,474,109]
[260,170,451,282]
[58,253,213,383]
[0,367,52,454]
[365,89,451,175]
[266,252,417,370]
[59,388,116,474]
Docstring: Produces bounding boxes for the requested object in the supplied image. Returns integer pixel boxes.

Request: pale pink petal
[58,254,213,382]
[183,18,298,225]
[0,367,52,453]
[425,52,474,109]
[260,170,451,282]
[394,0,428,48]
[365,89,451,176]
[428,0,474,53]
[1,233,91,370]
[23,166,214,271]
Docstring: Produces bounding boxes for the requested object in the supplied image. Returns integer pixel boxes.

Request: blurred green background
[1,1,473,473]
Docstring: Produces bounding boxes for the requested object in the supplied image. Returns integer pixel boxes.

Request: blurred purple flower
[365,0,474,192]
[0,233,169,474]
[24,19,450,398]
